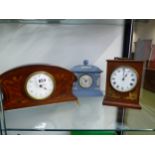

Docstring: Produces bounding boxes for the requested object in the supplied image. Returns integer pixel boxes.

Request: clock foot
[75,100,80,105]
[103,99,141,109]
[73,90,103,97]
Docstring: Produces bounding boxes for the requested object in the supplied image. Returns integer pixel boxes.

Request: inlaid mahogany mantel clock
[103,59,144,109]
[0,64,77,110]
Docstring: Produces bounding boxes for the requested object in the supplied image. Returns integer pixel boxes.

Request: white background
[0,20,124,133]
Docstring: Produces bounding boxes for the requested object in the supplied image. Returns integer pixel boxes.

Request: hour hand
[122,69,128,80]
[122,68,125,81]
[122,74,127,81]
[39,84,47,90]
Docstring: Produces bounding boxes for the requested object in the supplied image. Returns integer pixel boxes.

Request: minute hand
[122,73,128,81]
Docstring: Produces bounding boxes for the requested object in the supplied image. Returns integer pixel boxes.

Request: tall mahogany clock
[103,59,144,109]
[0,64,77,110]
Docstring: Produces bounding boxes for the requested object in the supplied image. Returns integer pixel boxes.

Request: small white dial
[79,74,93,88]
[110,66,138,92]
[26,71,55,100]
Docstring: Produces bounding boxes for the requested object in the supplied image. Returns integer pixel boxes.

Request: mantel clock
[0,64,77,110]
[103,59,144,109]
[71,60,103,96]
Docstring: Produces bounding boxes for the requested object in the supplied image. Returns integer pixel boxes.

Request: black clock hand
[124,73,128,78]
[122,73,128,81]
[39,84,47,90]
[39,84,43,88]
[122,68,130,81]
[122,68,125,81]
[43,87,47,90]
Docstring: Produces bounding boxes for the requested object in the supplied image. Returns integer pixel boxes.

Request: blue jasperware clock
[71,60,103,97]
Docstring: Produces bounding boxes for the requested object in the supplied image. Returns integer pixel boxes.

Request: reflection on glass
[1,19,154,135]
[0,19,125,135]
[124,20,155,134]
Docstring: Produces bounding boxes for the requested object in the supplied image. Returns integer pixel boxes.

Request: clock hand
[37,77,48,89]
[122,69,128,81]
[39,84,47,90]
[39,84,43,88]
[43,87,47,90]
[122,73,129,81]
[124,73,128,78]
[122,68,126,81]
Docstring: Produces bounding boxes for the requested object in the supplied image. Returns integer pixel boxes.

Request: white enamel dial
[110,66,138,92]
[26,71,55,100]
[79,74,93,88]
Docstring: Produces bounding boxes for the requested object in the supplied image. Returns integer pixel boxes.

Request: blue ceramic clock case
[71,60,103,97]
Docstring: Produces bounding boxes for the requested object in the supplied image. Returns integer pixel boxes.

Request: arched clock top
[0,64,77,110]
[71,60,103,97]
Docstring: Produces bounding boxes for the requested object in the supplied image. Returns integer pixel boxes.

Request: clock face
[110,66,138,92]
[79,74,93,88]
[25,71,55,100]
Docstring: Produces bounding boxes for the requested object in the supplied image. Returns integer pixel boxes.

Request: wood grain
[0,64,77,110]
[103,59,144,109]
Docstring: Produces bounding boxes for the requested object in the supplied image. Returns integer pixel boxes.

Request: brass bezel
[110,65,139,93]
[78,74,93,89]
[25,71,56,100]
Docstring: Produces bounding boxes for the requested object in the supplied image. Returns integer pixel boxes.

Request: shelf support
[0,86,7,135]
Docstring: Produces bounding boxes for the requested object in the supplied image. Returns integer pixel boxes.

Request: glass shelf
[0,19,155,135]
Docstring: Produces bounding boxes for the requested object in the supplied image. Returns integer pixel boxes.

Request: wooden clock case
[0,64,77,110]
[103,59,144,109]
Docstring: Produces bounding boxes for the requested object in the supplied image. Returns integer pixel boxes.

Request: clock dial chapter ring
[25,71,56,100]
[79,74,93,88]
[110,66,139,93]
